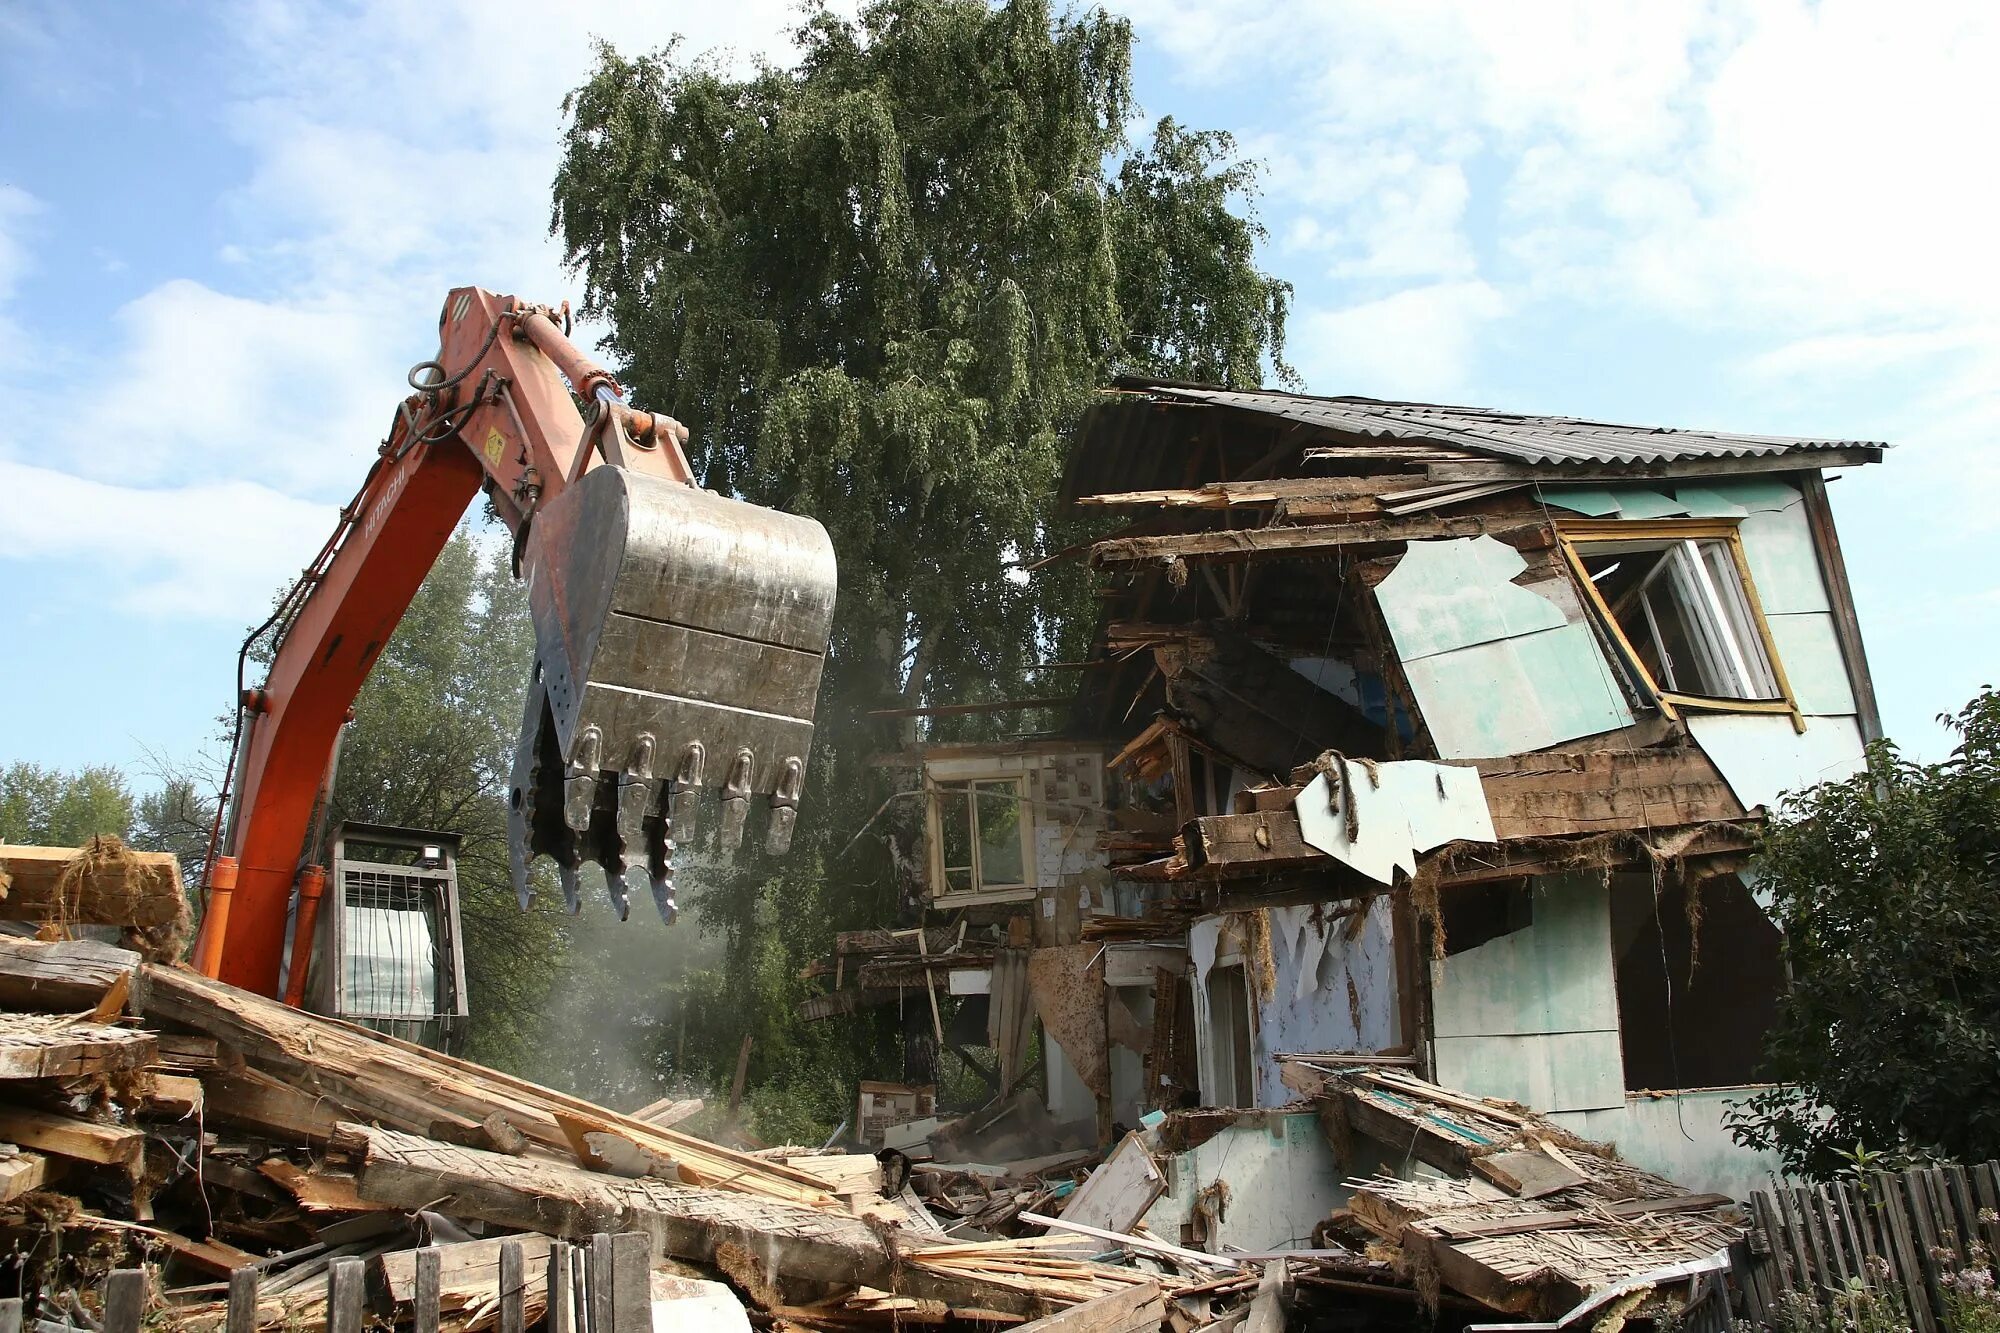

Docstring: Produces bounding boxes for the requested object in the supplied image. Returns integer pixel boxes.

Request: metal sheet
[1123,383,1885,466]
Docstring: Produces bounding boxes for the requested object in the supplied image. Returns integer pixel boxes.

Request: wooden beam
[139,961,836,1206]
[0,936,140,1011]
[1014,1282,1163,1332]
[0,842,185,929]
[1089,515,1544,568]
[0,1016,156,1080]
[1182,746,1751,877]
[0,1152,61,1202]
[0,1106,143,1166]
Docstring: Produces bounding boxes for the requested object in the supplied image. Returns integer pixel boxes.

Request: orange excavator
[190,288,838,1005]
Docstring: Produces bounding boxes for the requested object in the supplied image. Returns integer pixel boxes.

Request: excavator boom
[193,288,836,996]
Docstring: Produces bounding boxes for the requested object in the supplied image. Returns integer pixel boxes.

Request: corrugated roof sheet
[1119,381,1887,467]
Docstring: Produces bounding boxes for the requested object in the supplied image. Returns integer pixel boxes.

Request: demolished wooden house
[804,381,1886,1311]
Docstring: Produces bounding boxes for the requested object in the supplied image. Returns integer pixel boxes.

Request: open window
[1558,519,1799,722]
[928,776,1032,895]
[1204,964,1255,1108]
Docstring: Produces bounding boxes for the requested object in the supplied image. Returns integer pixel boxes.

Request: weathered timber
[0,1015,156,1080]
[1183,746,1749,876]
[1015,1281,1163,1332]
[629,1096,703,1129]
[0,843,185,929]
[138,962,835,1206]
[1430,1193,1734,1241]
[202,1067,345,1144]
[0,1105,143,1166]
[1089,514,1544,568]
[336,1123,1070,1320]
[0,1152,60,1202]
[378,1234,553,1316]
[136,1072,203,1119]
[0,937,139,1011]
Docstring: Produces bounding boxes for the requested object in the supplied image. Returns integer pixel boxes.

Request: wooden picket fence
[3,1231,655,1333]
[1733,1164,2000,1332]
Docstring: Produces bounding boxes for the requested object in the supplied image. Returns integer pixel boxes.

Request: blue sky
[1,0,1992,788]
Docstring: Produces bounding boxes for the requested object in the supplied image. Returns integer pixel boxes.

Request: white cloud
[0,460,331,617]
[1292,280,1506,399]
[0,0,808,624]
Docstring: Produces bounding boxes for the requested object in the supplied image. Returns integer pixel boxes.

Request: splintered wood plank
[202,1067,343,1145]
[1014,1281,1163,1332]
[0,1015,156,1080]
[260,1161,392,1213]
[137,1073,203,1119]
[0,937,140,1012]
[0,1105,142,1166]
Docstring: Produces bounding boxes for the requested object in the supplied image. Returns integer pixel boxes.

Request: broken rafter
[1088,514,1544,569]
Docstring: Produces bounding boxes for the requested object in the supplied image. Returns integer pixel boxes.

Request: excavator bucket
[507,465,837,921]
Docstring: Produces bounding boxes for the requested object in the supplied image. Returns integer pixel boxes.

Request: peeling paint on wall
[1190,902,1401,1109]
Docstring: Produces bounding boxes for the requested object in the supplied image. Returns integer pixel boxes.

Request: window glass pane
[344,905,438,1018]
[935,784,973,890]
[973,780,1026,886]
[1582,533,1782,703]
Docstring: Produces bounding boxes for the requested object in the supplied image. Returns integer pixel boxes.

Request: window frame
[925,773,1036,897]
[1556,517,1804,730]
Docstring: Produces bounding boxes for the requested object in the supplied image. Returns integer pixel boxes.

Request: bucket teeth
[765,756,804,857]
[649,817,678,925]
[718,748,755,853]
[563,726,603,832]
[670,744,704,844]
[557,859,583,914]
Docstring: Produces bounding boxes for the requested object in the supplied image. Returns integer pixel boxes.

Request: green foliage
[323,530,569,1070]
[552,0,1292,1137]
[0,763,135,845]
[1728,687,2000,1179]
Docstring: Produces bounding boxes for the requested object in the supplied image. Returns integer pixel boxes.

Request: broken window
[1610,872,1783,1091]
[1437,879,1533,957]
[930,777,1031,893]
[1559,520,1797,718]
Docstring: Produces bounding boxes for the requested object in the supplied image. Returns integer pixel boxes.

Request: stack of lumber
[1319,1068,1747,1319]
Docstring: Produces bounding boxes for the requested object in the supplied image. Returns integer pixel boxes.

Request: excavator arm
[192,288,837,997]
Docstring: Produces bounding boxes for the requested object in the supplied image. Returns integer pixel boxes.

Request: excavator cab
[508,465,839,923]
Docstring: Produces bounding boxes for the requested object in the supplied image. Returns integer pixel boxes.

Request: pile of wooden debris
[0,845,1283,1332]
